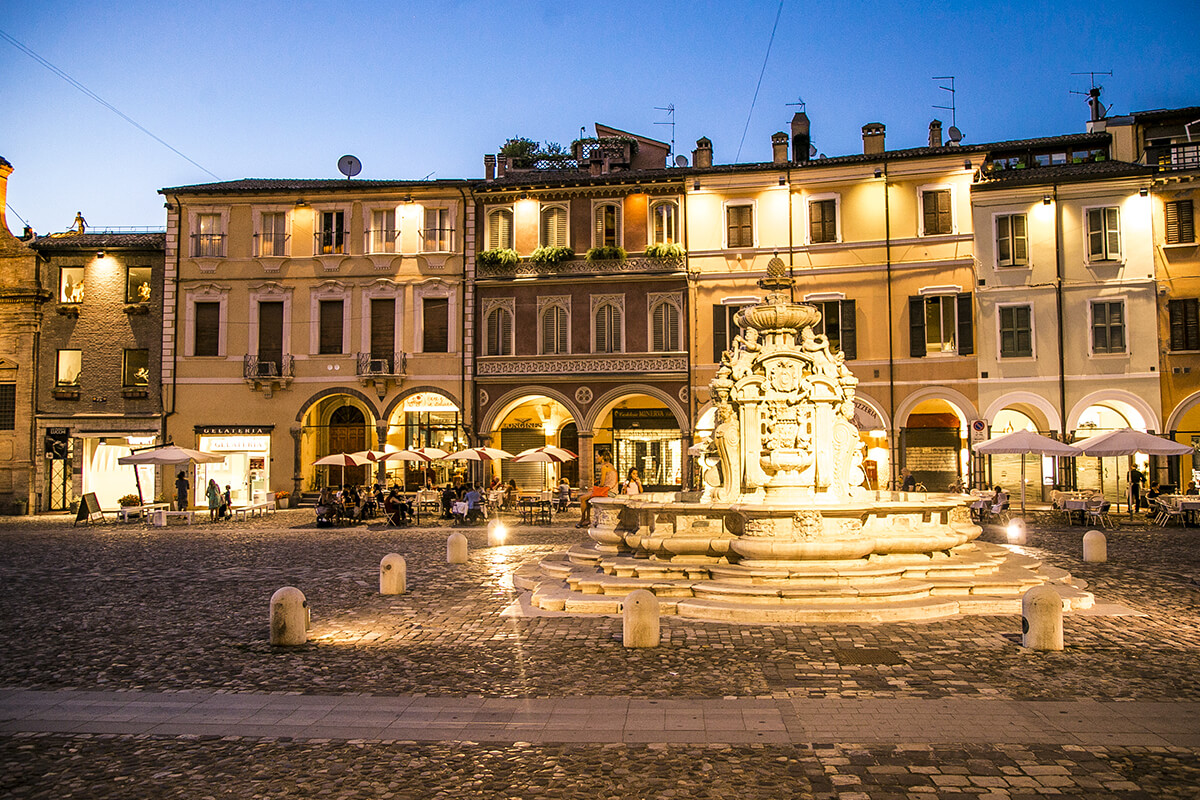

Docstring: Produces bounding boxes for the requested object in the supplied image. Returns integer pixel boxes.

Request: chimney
[771,132,789,164]
[484,154,496,181]
[790,111,811,162]
[861,123,886,155]
[0,157,13,237]
[693,137,713,168]
[928,119,943,148]
[496,156,507,179]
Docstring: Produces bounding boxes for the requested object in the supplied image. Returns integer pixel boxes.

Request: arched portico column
[578,431,595,490]
[289,425,302,496]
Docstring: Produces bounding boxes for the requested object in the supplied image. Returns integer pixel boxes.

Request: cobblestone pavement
[1,509,1198,797]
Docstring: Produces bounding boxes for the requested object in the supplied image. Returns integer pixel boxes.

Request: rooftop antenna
[1070,71,1112,123]
[786,96,819,158]
[786,96,806,112]
[654,103,676,163]
[932,76,957,130]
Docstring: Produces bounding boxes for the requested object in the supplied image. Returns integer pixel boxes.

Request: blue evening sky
[2,0,1198,233]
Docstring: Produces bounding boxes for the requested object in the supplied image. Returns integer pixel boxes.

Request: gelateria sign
[851,400,885,433]
[403,392,459,412]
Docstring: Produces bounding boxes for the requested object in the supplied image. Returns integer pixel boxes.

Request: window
[996,213,1028,267]
[650,297,681,352]
[540,303,568,355]
[125,266,152,303]
[257,301,285,370]
[368,209,396,254]
[1166,200,1195,245]
[1087,207,1121,261]
[194,213,224,257]
[257,212,288,256]
[370,298,395,361]
[122,349,150,387]
[650,201,678,245]
[594,301,623,353]
[0,384,14,430]
[998,305,1033,358]
[726,204,753,248]
[812,300,857,359]
[193,301,221,357]
[809,199,837,244]
[422,297,449,352]
[593,202,622,248]
[59,266,84,303]
[921,189,953,235]
[908,293,973,357]
[540,205,568,248]
[485,306,513,356]
[56,350,81,387]
[1168,298,1199,352]
[487,208,513,250]
[712,302,756,362]
[318,299,344,355]
[423,207,452,252]
[317,210,346,255]
[1091,300,1126,354]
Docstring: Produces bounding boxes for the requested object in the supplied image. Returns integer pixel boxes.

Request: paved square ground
[1,509,1198,798]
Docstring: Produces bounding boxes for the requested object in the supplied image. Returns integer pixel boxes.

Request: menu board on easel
[74,493,104,526]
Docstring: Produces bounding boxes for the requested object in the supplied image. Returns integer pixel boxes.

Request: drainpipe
[883,162,896,488]
[682,181,694,490]
[1052,184,1071,488]
[786,162,794,301]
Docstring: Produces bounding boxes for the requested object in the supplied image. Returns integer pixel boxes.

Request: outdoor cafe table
[1163,495,1200,526]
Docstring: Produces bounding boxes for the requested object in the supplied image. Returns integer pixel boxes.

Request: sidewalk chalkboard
[74,493,104,526]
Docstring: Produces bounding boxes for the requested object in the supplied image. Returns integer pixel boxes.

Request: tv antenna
[337,154,362,181]
[654,103,676,163]
[933,76,957,130]
[1070,70,1112,122]
[786,96,806,112]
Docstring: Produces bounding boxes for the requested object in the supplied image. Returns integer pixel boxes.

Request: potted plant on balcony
[586,245,627,263]
[275,490,290,509]
[529,246,574,267]
[644,243,685,264]
[477,248,519,272]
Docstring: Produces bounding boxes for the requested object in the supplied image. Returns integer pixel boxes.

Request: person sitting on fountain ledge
[577,450,617,528]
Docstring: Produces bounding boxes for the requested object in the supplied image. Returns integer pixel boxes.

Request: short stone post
[380,553,407,595]
[1082,530,1107,563]
[622,589,660,648]
[487,519,508,547]
[269,587,308,646]
[447,532,468,564]
[1021,585,1063,651]
[1005,519,1027,545]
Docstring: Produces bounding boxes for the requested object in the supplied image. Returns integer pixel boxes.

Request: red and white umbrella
[442,447,513,461]
[351,450,390,462]
[513,446,577,463]
[376,449,439,463]
[313,451,373,486]
[409,447,449,461]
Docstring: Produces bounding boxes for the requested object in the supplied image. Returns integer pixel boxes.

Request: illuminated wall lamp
[1139,187,1149,197]
[96,250,105,258]
[1043,195,1052,205]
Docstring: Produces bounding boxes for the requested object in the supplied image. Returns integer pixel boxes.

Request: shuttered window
[194,301,221,357]
[485,307,512,356]
[318,300,344,355]
[594,303,622,353]
[713,304,752,362]
[1087,207,1121,261]
[809,199,837,243]
[1166,200,1195,245]
[726,204,753,248]
[1168,298,1200,351]
[651,301,680,352]
[921,189,952,235]
[909,293,972,356]
[814,300,856,359]
[487,209,513,250]
[258,302,284,367]
[593,203,621,248]
[1091,300,1126,354]
[422,298,449,353]
[540,206,568,248]
[996,213,1028,267]
[0,384,14,430]
[370,299,394,359]
[999,305,1033,358]
[541,305,568,354]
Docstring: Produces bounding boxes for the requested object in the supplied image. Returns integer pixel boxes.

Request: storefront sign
[403,393,459,412]
[851,400,884,432]
[195,426,274,436]
[203,436,270,452]
[613,409,679,429]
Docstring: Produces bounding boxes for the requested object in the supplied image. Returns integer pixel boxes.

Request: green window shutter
[194,302,220,357]
[909,296,926,358]
[422,298,449,353]
[319,299,344,355]
[1087,208,1105,259]
[370,299,394,358]
[1105,207,1120,259]
[1012,214,1027,264]
[997,215,1011,264]
[556,307,568,353]
[839,299,856,360]
[713,304,727,362]
[956,293,974,356]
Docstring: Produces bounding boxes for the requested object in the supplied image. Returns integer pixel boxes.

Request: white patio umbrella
[313,452,373,486]
[118,444,226,504]
[376,449,439,463]
[1076,428,1192,516]
[351,450,390,462]
[409,447,449,461]
[442,447,514,461]
[972,430,1082,514]
[512,447,578,489]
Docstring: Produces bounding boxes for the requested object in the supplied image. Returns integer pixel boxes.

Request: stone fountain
[513,262,1092,622]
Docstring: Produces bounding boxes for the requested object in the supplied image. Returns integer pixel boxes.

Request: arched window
[485,306,513,356]
[651,298,681,352]
[541,305,569,354]
[594,302,622,353]
[650,201,678,245]
[540,205,568,248]
[593,202,622,248]
[487,208,514,250]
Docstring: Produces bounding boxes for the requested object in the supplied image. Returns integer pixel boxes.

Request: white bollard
[487,519,508,547]
[1082,530,1107,563]
[1021,585,1063,651]
[622,589,660,648]
[1005,519,1026,545]
[269,587,308,646]
[380,553,407,595]
[447,532,468,564]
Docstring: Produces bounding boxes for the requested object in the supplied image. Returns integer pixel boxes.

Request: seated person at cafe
[464,483,484,524]
[441,483,457,519]
[384,487,412,525]
[1187,480,1199,496]
[989,486,1007,517]
[504,479,518,509]
[315,487,336,525]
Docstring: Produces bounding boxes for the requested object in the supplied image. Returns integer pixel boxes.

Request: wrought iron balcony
[1147,143,1200,173]
[314,230,348,255]
[365,228,398,254]
[191,233,226,257]
[356,352,407,377]
[243,354,294,380]
[476,254,684,279]
[254,232,290,257]
[420,227,455,252]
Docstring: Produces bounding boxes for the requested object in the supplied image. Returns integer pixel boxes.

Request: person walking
[205,479,221,522]
[175,471,190,511]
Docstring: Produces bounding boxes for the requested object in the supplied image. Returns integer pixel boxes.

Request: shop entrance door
[47,458,72,511]
[328,406,368,486]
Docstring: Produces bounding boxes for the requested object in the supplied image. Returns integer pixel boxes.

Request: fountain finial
[759,256,793,296]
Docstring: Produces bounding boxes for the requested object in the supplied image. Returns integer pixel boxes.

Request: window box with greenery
[586,246,627,263]
[644,243,685,264]
[529,246,574,266]
[477,248,519,271]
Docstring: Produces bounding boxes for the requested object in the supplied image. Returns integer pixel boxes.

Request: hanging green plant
[644,243,685,261]
[530,246,575,265]
[586,246,627,262]
[477,248,519,269]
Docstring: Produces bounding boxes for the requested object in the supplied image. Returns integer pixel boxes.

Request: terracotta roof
[31,232,166,250]
[972,160,1154,190]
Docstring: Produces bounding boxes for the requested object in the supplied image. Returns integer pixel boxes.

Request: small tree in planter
[586,246,627,263]
[477,248,519,271]
[530,246,574,266]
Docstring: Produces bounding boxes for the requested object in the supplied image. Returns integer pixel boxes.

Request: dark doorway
[328,404,369,486]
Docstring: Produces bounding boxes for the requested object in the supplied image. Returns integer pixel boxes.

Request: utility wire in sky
[735,0,785,163]
[0,27,220,180]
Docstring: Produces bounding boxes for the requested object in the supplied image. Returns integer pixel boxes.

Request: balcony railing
[243,354,294,380]
[420,227,455,252]
[476,254,684,279]
[356,352,407,376]
[191,233,226,257]
[254,232,290,257]
[314,231,348,255]
[1147,143,1200,173]
[365,228,398,254]
[476,352,687,376]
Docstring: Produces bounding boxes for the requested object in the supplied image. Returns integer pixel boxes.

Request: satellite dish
[338,154,362,179]
[947,126,963,143]
[674,154,689,167]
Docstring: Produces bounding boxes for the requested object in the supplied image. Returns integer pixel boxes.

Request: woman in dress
[205,479,221,522]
